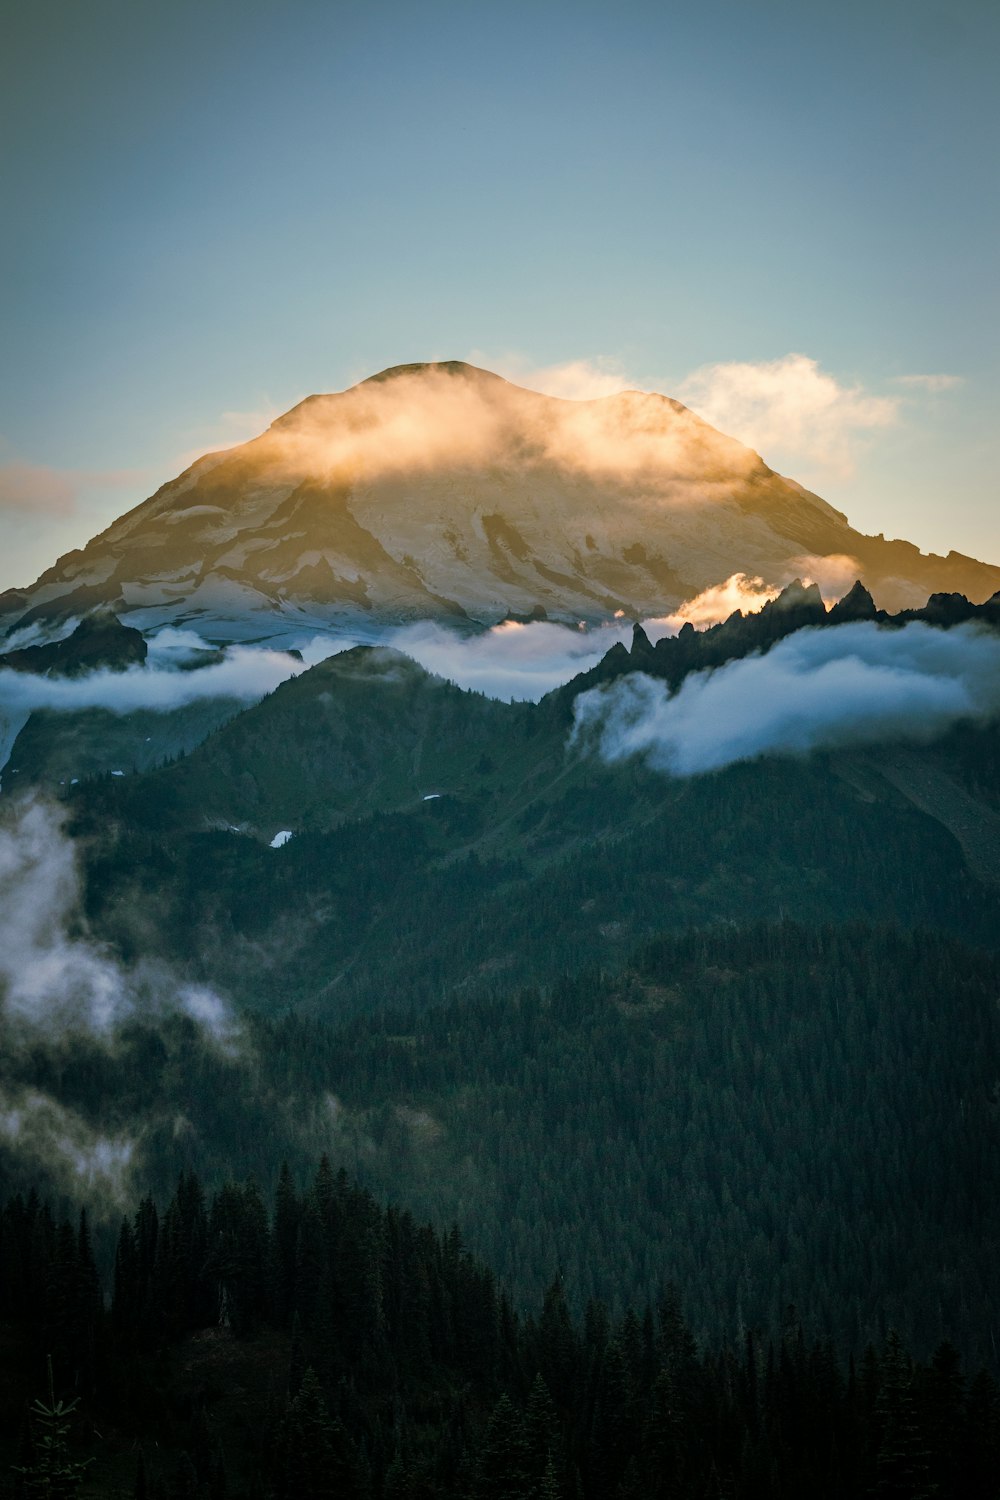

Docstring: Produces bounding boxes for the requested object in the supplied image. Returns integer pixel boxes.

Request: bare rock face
[4,362,999,641]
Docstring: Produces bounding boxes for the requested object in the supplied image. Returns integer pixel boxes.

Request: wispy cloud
[647,574,780,633]
[0,798,241,1048]
[0,458,144,517]
[391,618,631,700]
[0,797,247,1199]
[474,353,634,401]
[174,399,290,469]
[0,640,317,718]
[677,354,899,479]
[571,620,1000,778]
[254,361,756,494]
[0,1085,136,1200]
[894,373,964,393]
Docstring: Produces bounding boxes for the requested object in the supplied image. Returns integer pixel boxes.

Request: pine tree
[474,1394,531,1500]
[523,1373,559,1485]
[874,1330,932,1499]
[13,1357,93,1499]
[279,1365,337,1500]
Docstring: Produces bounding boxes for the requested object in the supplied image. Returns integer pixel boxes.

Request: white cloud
[391,618,631,701]
[173,398,290,469]
[678,353,899,478]
[0,1086,136,1202]
[0,797,241,1048]
[469,351,634,401]
[0,641,314,717]
[894,373,964,393]
[647,573,781,635]
[571,620,1000,777]
[790,553,864,603]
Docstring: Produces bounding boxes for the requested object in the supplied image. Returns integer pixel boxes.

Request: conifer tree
[13,1357,93,1499]
[474,1394,530,1500]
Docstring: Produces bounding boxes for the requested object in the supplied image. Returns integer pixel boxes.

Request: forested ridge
[3,925,999,1375]
[3,1160,999,1499]
[72,747,998,1021]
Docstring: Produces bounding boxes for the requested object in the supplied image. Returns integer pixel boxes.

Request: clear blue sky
[1,0,997,589]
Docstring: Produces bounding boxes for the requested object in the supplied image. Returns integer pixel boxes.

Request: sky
[1,0,997,591]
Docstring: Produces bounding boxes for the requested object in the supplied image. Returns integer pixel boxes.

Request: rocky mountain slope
[4,362,998,640]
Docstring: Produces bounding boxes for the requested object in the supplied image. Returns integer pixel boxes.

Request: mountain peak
[770,579,826,614]
[4,360,1000,639]
[360,359,501,386]
[829,580,878,623]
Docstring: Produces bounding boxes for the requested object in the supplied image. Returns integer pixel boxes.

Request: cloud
[0,443,148,518]
[894,373,964,393]
[678,354,899,478]
[248,362,755,494]
[571,620,1000,777]
[475,353,635,401]
[0,640,318,719]
[0,1086,136,1201]
[643,561,862,638]
[0,459,148,520]
[647,573,781,635]
[0,796,263,1200]
[0,462,77,516]
[790,553,864,603]
[0,797,241,1049]
[391,618,632,701]
[173,399,289,469]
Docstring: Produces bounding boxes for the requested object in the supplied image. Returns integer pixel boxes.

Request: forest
[4,924,1000,1371]
[3,1158,999,1499]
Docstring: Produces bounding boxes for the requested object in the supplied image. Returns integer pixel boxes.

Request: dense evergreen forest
[3,925,999,1373]
[3,1161,999,1498]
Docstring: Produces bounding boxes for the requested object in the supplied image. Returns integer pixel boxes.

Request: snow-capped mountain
[4,361,998,642]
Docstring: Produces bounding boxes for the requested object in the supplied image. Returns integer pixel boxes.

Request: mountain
[4,361,999,641]
[29,606,1000,1358]
[58,586,1000,1023]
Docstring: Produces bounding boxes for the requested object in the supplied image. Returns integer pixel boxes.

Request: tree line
[3,1160,1000,1498]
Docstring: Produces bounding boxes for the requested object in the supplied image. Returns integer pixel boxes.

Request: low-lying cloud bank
[0,620,618,715]
[571,621,1000,777]
[0,640,315,716]
[388,568,860,700]
[390,618,632,700]
[0,572,881,720]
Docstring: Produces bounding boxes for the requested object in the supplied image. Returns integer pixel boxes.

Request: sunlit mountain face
[4,361,998,644]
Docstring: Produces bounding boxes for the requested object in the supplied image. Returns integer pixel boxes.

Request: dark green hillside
[5,1161,996,1500]
[71,645,543,836]
[5,695,243,788]
[74,728,998,1018]
[3,926,999,1367]
[311,923,1000,1361]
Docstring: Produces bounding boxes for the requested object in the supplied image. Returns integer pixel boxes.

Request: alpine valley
[3,364,1000,1499]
